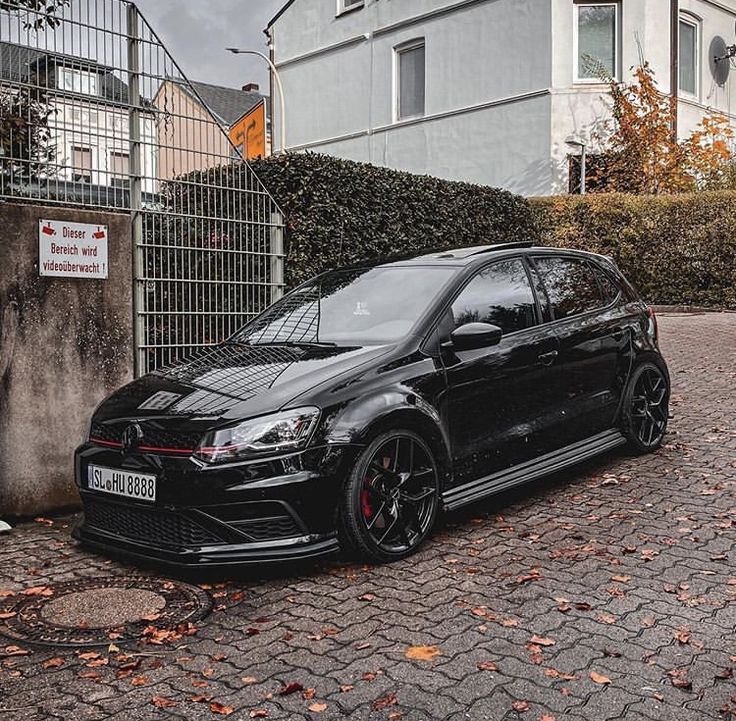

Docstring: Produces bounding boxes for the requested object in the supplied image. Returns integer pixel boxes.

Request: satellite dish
[710,36,730,86]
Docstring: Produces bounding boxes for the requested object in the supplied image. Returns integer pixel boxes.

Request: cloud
[135,0,282,92]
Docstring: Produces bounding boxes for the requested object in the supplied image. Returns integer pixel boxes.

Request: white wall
[271,0,554,193]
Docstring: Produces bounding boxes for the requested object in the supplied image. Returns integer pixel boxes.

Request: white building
[266,0,736,196]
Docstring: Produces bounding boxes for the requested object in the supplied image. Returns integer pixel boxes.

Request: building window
[71,146,92,183]
[574,3,619,82]
[679,15,699,98]
[337,0,363,15]
[57,67,99,96]
[109,151,129,188]
[395,40,425,121]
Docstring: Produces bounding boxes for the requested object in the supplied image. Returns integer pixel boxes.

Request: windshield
[233,265,458,346]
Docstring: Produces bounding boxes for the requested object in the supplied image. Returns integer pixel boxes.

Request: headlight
[194,407,320,463]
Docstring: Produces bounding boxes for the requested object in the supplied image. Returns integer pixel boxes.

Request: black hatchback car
[74,243,670,567]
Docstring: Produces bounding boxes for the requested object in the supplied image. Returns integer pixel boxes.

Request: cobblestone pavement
[1,313,735,721]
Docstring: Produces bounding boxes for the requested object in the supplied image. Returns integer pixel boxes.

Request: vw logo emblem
[121,423,143,454]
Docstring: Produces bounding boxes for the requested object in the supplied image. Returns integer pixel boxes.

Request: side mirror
[443,322,503,351]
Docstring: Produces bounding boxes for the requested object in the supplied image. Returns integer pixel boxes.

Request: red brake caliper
[361,476,374,519]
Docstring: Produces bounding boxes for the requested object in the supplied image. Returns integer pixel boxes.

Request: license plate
[87,465,156,502]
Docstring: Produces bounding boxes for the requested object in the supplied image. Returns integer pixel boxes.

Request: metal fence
[0,0,284,374]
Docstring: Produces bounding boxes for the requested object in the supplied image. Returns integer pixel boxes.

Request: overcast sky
[134,0,283,93]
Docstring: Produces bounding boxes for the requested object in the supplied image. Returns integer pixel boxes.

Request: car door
[531,254,632,447]
[441,257,561,486]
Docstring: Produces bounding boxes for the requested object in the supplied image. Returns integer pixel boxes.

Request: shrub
[531,192,736,308]
[250,153,536,287]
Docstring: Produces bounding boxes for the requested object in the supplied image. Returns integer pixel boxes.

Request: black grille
[83,498,223,548]
[234,515,302,541]
[90,422,203,451]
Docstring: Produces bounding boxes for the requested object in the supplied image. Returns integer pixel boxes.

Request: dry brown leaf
[42,657,64,669]
[339,684,354,692]
[302,688,316,700]
[22,586,53,597]
[372,692,397,711]
[589,671,611,685]
[209,701,234,715]
[540,715,557,721]
[477,660,498,671]
[242,676,257,684]
[530,635,555,647]
[611,575,631,583]
[501,618,519,627]
[512,700,530,712]
[151,696,178,708]
[4,645,29,656]
[131,676,147,687]
[308,703,327,713]
[0,611,17,619]
[249,711,268,719]
[674,628,690,644]
[279,681,304,696]
[405,645,441,661]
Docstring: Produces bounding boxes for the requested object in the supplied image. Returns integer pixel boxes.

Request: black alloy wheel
[622,362,670,453]
[340,430,440,563]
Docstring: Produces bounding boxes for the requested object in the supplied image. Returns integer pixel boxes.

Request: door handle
[538,350,558,366]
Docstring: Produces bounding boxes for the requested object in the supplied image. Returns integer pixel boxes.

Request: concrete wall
[271,0,554,195]
[0,203,132,516]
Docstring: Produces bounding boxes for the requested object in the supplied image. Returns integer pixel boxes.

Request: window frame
[531,254,617,323]
[678,13,700,101]
[71,145,93,183]
[573,1,621,84]
[336,0,363,17]
[394,38,426,123]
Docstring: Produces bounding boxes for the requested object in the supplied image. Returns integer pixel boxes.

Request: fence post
[127,3,144,376]
[270,212,285,305]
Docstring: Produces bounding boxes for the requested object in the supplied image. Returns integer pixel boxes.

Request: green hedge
[250,153,536,287]
[531,192,736,308]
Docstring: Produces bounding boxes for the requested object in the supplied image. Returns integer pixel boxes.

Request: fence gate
[0,0,284,374]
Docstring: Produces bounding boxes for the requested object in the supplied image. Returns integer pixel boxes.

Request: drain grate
[0,576,212,648]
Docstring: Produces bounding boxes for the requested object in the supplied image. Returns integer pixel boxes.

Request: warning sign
[38,219,108,279]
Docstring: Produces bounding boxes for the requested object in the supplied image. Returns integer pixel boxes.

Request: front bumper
[73,441,360,568]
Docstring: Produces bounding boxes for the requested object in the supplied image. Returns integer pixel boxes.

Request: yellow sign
[230,101,267,160]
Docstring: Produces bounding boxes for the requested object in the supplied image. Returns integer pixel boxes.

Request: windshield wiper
[245,340,338,348]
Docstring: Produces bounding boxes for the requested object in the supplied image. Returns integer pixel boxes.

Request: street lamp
[226,47,286,154]
[565,135,587,195]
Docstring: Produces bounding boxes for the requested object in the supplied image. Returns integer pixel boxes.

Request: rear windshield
[233,265,458,346]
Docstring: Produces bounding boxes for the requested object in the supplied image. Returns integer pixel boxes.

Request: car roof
[376,243,611,269]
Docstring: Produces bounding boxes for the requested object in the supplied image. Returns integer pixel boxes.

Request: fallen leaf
[22,586,53,597]
[477,661,498,671]
[151,696,178,709]
[339,684,354,692]
[202,668,215,678]
[372,692,397,711]
[279,681,304,696]
[0,590,15,598]
[42,657,64,669]
[0,611,17,619]
[603,647,621,658]
[611,575,631,583]
[512,700,530,712]
[589,671,611,685]
[34,517,54,525]
[405,645,441,661]
[358,593,375,602]
[4,645,29,656]
[242,676,257,684]
[78,670,102,681]
[308,703,327,713]
[210,701,234,715]
[715,668,733,680]
[501,618,519,627]
[540,715,557,721]
[108,643,120,654]
[190,694,212,703]
[674,628,690,644]
[597,613,617,625]
[212,653,227,662]
[530,635,555,647]
[249,711,268,719]
[131,676,147,686]
[302,688,316,700]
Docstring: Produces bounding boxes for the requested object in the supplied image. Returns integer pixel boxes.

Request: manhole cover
[0,576,211,648]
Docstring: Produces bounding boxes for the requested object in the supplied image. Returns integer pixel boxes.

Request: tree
[0,0,69,29]
[588,60,734,194]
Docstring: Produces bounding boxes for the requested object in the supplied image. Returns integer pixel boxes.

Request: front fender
[324,387,453,487]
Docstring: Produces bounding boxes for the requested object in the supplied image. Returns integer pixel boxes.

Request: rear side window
[451,259,537,334]
[534,256,605,320]
[590,263,621,304]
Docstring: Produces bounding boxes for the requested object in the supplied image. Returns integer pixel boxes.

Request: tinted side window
[451,259,537,334]
[590,263,621,304]
[534,257,604,320]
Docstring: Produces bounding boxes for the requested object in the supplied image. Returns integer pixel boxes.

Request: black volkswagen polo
[74,243,670,567]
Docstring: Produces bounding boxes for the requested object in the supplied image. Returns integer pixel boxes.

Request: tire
[621,361,670,454]
[339,429,440,564]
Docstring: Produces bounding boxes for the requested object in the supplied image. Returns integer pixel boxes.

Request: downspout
[670,0,679,141]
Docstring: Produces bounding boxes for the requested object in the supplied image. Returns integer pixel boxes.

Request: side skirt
[442,429,626,512]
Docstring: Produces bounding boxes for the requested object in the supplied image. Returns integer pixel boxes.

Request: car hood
[94,342,392,425]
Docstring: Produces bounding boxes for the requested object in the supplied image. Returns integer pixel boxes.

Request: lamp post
[226,47,286,154]
[565,135,587,195]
